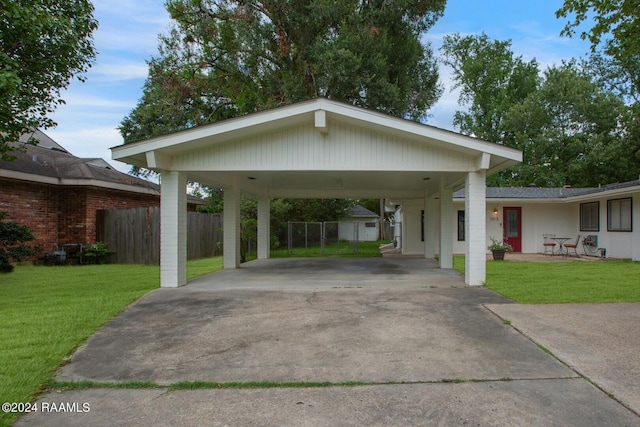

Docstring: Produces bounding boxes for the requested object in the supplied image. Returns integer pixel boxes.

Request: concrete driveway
[17,258,640,426]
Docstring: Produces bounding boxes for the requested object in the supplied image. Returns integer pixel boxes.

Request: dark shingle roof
[344,205,378,217]
[1,143,160,191]
[454,180,640,199]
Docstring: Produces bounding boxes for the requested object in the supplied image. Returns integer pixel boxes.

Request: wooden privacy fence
[96,207,223,265]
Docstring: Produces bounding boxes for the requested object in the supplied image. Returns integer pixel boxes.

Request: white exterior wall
[451,201,576,254]
[338,218,379,241]
[578,195,637,260]
[399,200,425,255]
[449,195,639,259]
[172,120,476,172]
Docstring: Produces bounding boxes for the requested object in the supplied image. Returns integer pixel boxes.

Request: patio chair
[563,235,581,257]
[542,234,556,255]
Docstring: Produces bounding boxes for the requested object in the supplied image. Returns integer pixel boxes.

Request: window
[607,198,632,232]
[580,202,599,231]
[457,210,465,241]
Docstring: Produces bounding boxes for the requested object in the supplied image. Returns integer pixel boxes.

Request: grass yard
[454,256,640,304]
[0,257,222,427]
[271,240,387,258]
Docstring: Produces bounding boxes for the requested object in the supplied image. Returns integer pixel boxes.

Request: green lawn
[271,240,387,258]
[0,257,222,427]
[454,256,640,304]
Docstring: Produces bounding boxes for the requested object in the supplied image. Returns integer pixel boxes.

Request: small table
[551,237,570,256]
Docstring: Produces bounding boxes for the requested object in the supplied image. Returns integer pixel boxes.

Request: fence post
[354,221,359,254]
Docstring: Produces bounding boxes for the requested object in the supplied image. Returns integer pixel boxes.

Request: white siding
[401,200,425,255]
[449,195,639,259]
[171,121,476,172]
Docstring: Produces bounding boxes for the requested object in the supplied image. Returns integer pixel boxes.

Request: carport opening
[196,193,395,261]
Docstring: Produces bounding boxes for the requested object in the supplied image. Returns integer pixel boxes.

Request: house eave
[0,168,161,196]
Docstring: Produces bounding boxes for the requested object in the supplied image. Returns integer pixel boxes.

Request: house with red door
[391,181,640,260]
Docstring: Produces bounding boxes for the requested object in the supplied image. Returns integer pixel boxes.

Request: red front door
[503,207,522,252]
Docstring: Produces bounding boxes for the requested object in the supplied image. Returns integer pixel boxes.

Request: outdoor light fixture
[491,207,499,220]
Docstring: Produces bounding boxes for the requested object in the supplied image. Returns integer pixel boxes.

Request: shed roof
[344,205,378,218]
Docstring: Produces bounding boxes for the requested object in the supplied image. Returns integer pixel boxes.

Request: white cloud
[89,60,150,82]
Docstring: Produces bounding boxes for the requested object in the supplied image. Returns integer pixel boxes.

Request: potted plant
[488,237,512,260]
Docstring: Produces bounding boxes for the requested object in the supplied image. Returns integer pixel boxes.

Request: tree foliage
[0,0,97,161]
[440,33,540,144]
[120,0,446,144]
[0,212,35,273]
[556,0,640,102]
[504,62,632,187]
[442,33,636,187]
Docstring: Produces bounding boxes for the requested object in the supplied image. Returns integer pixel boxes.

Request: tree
[440,33,540,145]
[0,212,35,273]
[0,0,98,161]
[120,0,446,144]
[504,62,631,187]
[556,0,640,101]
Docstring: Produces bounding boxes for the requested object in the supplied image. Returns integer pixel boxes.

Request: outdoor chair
[563,235,581,257]
[542,234,556,255]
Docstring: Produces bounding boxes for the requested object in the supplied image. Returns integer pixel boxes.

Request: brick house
[0,131,202,260]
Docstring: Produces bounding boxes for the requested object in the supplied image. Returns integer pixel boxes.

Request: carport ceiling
[112,98,522,199]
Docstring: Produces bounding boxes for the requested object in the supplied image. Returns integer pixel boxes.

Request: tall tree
[504,62,630,187]
[120,0,446,144]
[440,32,540,145]
[556,0,640,102]
[0,0,97,161]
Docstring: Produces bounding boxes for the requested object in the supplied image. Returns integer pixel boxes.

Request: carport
[111,98,521,288]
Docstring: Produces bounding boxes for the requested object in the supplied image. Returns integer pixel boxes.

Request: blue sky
[46,0,591,172]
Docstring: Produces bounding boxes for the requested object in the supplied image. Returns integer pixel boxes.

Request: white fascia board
[319,100,523,162]
[112,98,523,166]
[565,185,640,202]
[111,100,323,161]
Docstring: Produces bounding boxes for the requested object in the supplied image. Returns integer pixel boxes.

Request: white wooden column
[424,192,436,259]
[257,196,270,259]
[160,171,187,288]
[465,170,487,286]
[223,187,241,268]
[439,183,454,269]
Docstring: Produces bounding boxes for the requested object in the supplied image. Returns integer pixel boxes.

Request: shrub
[0,212,35,273]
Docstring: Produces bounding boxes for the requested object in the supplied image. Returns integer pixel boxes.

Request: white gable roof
[112,98,522,199]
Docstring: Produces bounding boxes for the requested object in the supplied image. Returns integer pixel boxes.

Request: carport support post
[465,170,486,286]
[439,183,454,269]
[160,171,187,288]
[257,196,270,259]
[224,186,241,268]
[424,193,436,259]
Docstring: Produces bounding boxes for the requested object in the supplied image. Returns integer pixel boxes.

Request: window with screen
[580,202,599,231]
[607,198,632,232]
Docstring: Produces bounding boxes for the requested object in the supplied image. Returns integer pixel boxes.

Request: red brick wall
[0,178,161,259]
[0,179,59,254]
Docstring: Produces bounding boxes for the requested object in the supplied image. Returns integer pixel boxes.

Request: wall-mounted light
[491,207,499,221]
